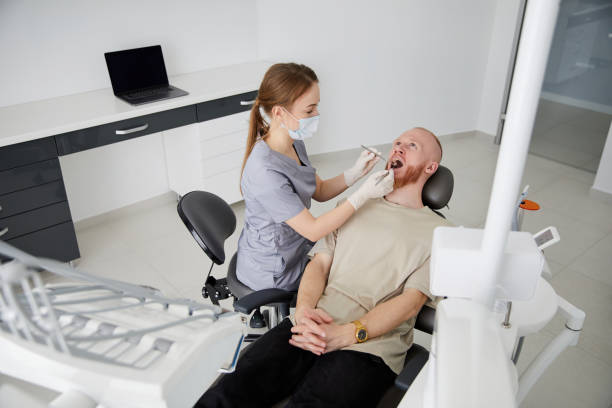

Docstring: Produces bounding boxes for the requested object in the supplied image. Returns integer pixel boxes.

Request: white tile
[540,123,607,157]
[453,154,497,186]
[529,136,594,170]
[533,178,612,232]
[520,207,609,266]
[568,233,612,289]
[567,110,612,135]
[520,154,570,193]
[445,176,492,227]
[546,268,612,367]
[74,223,131,264]
[518,330,612,408]
[543,259,566,278]
[536,99,583,124]
[76,252,183,299]
[438,138,499,172]
[131,230,213,298]
[561,165,596,185]
[101,202,187,252]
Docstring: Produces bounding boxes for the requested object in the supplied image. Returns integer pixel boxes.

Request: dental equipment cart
[0,241,243,408]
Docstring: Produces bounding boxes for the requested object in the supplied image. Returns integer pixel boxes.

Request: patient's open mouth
[390,160,403,169]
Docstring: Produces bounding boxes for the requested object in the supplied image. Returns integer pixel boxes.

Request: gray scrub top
[237,139,316,291]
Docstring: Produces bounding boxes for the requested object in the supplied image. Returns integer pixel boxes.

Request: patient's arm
[289,253,334,355]
[294,288,428,354]
[357,288,428,342]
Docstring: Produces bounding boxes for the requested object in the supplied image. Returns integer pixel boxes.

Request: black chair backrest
[177,191,236,265]
[422,165,453,210]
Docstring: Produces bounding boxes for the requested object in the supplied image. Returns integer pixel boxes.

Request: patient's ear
[425,161,439,174]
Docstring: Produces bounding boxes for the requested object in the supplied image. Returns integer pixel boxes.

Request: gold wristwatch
[352,320,368,343]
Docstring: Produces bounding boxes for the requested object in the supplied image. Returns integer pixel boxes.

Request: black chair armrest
[415,305,436,335]
[234,289,296,314]
[395,343,430,390]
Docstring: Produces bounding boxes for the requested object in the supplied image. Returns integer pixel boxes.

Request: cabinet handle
[0,227,7,238]
[240,100,255,106]
[115,123,149,135]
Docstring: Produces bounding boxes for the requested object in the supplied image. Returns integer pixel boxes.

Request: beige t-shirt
[297,197,452,374]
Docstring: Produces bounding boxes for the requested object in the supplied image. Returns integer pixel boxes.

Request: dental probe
[359,145,391,185]
[360,145,386,162]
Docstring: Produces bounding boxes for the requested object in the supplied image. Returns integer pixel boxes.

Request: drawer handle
[0,227,7,238]
[115,123,149,135]
[239,100,255,106]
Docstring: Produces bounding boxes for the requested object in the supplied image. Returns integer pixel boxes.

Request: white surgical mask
[282,107,319,140]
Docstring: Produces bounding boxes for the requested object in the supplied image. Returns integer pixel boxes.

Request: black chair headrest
[177,191,236,265]
[422,165,453,210]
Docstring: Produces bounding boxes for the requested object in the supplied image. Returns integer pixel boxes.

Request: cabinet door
[198,112,249,204]
[163,111,249,203]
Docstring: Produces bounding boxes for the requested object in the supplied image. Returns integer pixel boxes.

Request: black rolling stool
[177,191,295,334]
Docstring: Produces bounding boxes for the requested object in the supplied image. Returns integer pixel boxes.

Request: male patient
[197,127,451,408]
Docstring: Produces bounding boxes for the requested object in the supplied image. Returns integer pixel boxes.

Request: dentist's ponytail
[240,63,318,194]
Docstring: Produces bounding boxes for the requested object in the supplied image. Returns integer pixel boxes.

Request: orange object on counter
[520,199,540,210]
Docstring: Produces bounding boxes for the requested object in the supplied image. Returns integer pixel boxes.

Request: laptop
[104,45,188,106]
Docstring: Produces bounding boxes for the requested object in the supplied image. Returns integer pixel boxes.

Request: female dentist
[237,63,394,291]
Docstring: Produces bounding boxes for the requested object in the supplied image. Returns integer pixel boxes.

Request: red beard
[393,163,425,189]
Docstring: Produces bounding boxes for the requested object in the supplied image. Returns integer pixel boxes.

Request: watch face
[357,329,367,342]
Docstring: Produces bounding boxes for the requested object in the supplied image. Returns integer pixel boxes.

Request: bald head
[409,127,442,163]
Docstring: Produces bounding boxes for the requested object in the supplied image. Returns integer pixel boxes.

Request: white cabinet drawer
[198,111,250,141]
[201,130,246,159]
[202,167,243,204]
[201,149,245,178]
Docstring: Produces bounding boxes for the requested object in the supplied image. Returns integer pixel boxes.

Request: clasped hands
[289,306,356,356]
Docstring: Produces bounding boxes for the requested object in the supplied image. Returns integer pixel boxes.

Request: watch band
[352,320,368,343]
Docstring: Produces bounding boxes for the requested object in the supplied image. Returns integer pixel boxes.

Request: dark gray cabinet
[0,139,79,262]
[196,90,257,122]
[55,105,197,155]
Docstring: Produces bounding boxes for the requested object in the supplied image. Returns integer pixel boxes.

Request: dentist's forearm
[312,174,349,202]
[285,202,355,242]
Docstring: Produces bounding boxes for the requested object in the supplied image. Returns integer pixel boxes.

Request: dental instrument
[360,144,387,162]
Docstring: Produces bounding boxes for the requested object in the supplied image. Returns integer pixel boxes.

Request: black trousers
[196,319,396,408]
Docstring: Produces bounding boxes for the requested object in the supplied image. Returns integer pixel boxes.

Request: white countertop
[0,61,272,148]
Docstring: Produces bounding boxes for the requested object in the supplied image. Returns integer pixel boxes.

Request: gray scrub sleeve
[253,169,306,223]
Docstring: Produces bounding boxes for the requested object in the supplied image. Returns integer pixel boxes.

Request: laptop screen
[105,45,169,95]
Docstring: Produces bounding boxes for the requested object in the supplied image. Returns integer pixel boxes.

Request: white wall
[0,0,258,107]
[593,122,612,196]
[477,0,523,136]
[0,0,258,220]
[255,0,499,155]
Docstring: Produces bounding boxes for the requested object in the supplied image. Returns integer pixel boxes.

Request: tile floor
[530,98,611,172]
[2,131,612,407]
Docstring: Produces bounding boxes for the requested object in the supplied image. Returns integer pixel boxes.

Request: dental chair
[178,165,453,332]
[178,165,453,400]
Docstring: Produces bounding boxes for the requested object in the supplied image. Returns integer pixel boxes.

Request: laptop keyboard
[127,87,171,99]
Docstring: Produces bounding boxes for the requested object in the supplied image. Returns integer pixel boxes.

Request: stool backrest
[177,191,236,264]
